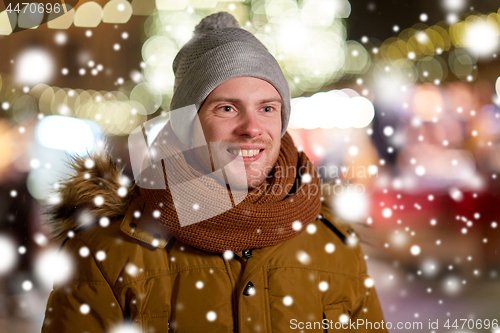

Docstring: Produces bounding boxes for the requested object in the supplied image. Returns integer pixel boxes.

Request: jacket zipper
[232,284,239,332]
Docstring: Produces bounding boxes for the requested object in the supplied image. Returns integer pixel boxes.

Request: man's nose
[234,110,263,137]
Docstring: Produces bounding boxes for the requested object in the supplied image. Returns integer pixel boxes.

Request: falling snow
[206,311,217,321]
[283,296,293,306]
[0,2,499,330]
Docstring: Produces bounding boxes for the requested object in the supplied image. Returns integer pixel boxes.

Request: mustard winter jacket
[41,157,387,333]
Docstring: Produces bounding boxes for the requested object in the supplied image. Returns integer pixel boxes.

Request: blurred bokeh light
[0,0,500,332]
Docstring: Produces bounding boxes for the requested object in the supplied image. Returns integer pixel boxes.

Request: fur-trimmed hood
[46,152,138,242]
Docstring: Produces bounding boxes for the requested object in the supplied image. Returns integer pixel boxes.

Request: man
[42,12,387,332]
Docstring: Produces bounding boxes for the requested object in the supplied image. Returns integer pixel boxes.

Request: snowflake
[22,280,33,291]
[410,245,421,256]
[99,217,110,227]
[80,304,90,315]
[206,311,217,321]
[95,251,106,261]
[79,247,90,257]
[117,187,128,197]
[223,251,234,260]
[125,263,139,277]
[415,166,426,176]
[325,243,335,253]
[85,158,95,169]
[292,221,302,231]
[283,296,293,306]
[301,173,312,183]
[382,208,392,218]
[296,250,311,264]
[306,224,316,234]
[94,196,104,206]
[339,314,349,323]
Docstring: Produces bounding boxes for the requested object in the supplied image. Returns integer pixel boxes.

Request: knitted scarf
[140,122,321,253]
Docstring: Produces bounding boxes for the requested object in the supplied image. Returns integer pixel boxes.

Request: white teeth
[228,149,260,157]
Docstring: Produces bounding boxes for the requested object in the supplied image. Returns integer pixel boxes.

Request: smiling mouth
[226,149,264,157]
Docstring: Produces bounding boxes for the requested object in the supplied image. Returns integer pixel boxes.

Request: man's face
[192,77,282,189]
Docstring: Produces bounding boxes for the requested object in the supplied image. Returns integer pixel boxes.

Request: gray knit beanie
[169,12,291,146]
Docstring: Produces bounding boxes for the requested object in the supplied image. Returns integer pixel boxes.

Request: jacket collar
[120,196,173,248]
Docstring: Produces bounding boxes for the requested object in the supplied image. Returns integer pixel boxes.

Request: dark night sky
[346,0,500,42]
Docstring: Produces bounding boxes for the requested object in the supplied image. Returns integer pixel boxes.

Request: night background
[1,0,500,331]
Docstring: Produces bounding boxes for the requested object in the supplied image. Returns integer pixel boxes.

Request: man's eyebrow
[206,97,283,104]
[259,98,283,104]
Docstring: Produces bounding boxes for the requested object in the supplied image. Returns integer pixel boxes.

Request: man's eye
[262,106,274,112]
[221,106,233,112]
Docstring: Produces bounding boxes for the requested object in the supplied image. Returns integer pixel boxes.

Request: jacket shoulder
[318,204,359,246]
[63,199,172,290]
[267,204,364,276]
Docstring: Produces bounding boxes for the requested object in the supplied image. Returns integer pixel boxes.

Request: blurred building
[0,0,500,332]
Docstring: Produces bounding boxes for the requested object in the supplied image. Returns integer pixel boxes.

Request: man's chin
[247,177,267,189]
[227,178,261,190]
[201,171,250,189]
[218,174,266,191]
